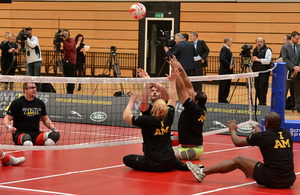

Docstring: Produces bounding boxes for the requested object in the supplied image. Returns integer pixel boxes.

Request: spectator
[62,29,76,94]
[24,27,42,91]
[75,34,86,91]
[282,31,300,112]
[190,32,210,92]
[164,33,198,90]
[218,37,235,103]
[251,37,272,106]
[1,33,19,90]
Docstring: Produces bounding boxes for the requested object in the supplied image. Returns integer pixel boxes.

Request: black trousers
[185,69,196,91]
[218,79,231,103]
[195,60,203,92]
[254,72,269,105]
[63,62,75,94]
[293,73,300,111]
[123,155,188,172]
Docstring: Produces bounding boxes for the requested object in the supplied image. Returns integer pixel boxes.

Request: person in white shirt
[24,27,42,91]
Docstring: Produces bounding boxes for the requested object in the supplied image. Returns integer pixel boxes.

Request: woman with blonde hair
[1,33,19,90]
[123,69,189,172]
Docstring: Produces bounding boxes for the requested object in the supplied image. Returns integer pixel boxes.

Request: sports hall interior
[0,1,299,194]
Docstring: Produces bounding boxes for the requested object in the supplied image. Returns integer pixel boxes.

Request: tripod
[47,47,64,76]
[94,48,124,95]
[157,56,169,77]
[229,57,253,103]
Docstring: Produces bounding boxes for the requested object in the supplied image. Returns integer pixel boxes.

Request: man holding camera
[25,27,42,91]
[164,33,198,85]
[251,37,272,106]
[62,29,76,94]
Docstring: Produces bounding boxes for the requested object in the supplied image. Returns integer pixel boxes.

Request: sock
[0,152,5,160]
[1,154,10,164]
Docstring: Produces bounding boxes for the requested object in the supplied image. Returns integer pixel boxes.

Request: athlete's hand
[7,126,17,134]
[226,120,238,133]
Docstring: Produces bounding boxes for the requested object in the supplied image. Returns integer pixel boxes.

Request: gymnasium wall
[0,1,299,58]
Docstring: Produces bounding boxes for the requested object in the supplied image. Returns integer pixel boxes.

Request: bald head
[265,111,281,129]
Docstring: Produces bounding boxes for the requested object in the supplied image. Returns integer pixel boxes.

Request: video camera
[239,42,253,66]
[53,28,67,48]
[16,27,30,51]
[155,30,175,48]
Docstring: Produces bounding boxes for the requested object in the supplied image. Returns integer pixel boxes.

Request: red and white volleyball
[130,3,146,20]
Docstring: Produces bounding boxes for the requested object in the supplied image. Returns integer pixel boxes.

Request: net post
[271,62,285,128]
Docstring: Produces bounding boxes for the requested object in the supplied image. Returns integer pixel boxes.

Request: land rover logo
[90,112,107,122]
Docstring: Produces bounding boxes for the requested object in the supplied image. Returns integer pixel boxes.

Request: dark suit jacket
[281,43,300,72]
[166,40,198,70]
[219,45,233,75]
[196,39,210,67]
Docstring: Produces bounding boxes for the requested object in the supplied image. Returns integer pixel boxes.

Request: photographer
[1,33,20,90]
[164,33,198,81]
[61,29,76,94]
[24,27,42,91]
[251,37,272,106]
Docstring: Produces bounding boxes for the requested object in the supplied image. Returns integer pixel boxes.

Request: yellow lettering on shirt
[27,108,34,116]
[274,139,290,148]
[198,111,206,122]
[154,121,169,135]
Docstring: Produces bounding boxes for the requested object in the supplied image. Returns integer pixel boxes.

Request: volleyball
[130,3,146,20]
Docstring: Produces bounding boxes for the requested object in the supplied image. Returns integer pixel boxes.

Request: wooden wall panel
[181,2,300,57]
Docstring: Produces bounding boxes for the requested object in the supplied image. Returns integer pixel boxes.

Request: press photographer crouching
[24,27,42,91]
[59,29,76,94]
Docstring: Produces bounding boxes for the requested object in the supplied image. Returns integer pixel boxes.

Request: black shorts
[12,131,43,145]
[253,162,295,188]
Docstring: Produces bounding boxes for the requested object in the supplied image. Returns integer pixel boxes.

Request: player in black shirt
[3,82,60,146]
[123,70,188,172]
[138,68,169,115]
[168,56,207,160]
[187,111,296,188]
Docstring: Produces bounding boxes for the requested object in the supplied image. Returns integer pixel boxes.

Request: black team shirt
[7,96,47,132]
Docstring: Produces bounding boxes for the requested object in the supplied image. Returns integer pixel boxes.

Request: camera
[155,30,175,48]
[53,28,67,47]
[239,42,253,65]
[16,27,29,50]
[110,46,117,54]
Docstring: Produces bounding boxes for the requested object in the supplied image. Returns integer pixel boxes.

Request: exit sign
[155,13,164,18]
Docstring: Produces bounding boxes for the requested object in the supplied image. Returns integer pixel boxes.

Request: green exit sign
[155,13,164,18]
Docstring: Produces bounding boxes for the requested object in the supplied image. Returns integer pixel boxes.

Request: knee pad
[21,134,32,144]
[48,131,60,143]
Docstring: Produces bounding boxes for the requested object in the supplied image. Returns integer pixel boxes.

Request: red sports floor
[0,134,299,195]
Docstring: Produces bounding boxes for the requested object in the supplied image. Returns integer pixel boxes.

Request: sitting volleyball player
[3,82,60,146]
[123,70,189,172]
[187,111,296,188]
[168,56,207,160]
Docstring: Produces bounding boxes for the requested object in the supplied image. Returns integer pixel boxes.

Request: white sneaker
[187,161,206,183]
[2,155,25,166]
[44,139,55,146]
[23,140,33,146]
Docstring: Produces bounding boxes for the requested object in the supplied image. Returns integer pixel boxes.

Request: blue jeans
[28,61,42,90]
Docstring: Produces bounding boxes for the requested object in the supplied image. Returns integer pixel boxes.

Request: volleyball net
[0,71,261,150]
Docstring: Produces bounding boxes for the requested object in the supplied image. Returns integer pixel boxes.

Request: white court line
[192,172,300,195]
[204,146,250,154]
[0,185,76,195]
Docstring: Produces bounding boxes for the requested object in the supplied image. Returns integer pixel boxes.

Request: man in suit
[282,31,300,112]
[164,33,198,89]
[218,37,235,103]
[251,37,272,106]
[190,32,210,92]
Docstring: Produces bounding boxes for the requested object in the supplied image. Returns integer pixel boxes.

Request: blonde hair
[151,98,168,119]
[7,33,15,42]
